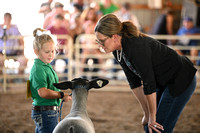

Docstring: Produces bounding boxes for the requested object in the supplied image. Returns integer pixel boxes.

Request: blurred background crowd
[0,0,200,88]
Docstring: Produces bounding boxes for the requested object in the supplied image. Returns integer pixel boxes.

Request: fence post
[67,35,73,80]
[2,26,7,93]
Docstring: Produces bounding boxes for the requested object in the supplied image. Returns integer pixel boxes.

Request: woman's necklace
[117,48,123,62]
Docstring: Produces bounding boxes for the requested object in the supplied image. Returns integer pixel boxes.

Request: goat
[53,78,109,133]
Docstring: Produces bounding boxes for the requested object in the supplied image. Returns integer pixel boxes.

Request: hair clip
[36,30,51,36]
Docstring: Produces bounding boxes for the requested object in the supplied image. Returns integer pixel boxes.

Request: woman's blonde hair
[94,14,146,37]
[33,28,55,50]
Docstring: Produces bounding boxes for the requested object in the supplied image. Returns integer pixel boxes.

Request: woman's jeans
[32,110,59,133]
[145,76,196,133]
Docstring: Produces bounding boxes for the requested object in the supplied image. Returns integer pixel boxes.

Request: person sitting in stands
[0,12,28,75]
[43,2,69,30]
[46,14,70,79]
[150,7,174,45]
[114,2,142,31]
[175,16,200,65]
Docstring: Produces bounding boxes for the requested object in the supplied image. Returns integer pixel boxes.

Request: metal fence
[0,34,200,93]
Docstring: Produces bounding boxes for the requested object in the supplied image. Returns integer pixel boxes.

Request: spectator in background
[68,0,89,27]
[70,7,99,60]
[80,21,104,79]
[46,14,70,78]
[175,16,200,64]
[79,7,104,79]
[38,0,53,18]
[69,3,82,39]
[89,1,104,20]
[97,0,119,79]
[150,7,174,45]
[0,12,28,75]
[47,14,69,54]
[114,2,142,31]
[43,2,69,30]
[99,0,119,15]
[70,14,83,43]
[70,0,87,13]
[81,7,98,26]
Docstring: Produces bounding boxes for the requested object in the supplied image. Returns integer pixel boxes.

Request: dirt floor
[0,89,200,133]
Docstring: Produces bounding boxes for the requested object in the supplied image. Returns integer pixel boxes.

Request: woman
[94,14,196,133]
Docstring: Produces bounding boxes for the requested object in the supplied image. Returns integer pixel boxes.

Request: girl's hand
[62,93,72,102]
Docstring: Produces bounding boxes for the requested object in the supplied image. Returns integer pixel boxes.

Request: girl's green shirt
[30,59,61,106]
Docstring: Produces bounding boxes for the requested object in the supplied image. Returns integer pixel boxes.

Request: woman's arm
[132,85,149,125]
[146,92,157,120]
[146,92,164,133]
[132,86,164,133]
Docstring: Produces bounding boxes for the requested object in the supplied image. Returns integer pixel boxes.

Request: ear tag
[97,80,103,87]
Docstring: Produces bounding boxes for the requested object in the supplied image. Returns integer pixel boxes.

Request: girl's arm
[38,87,69,100]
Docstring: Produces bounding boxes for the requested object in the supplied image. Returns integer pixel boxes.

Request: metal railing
[73,34,200,92]
[0,34,73,93]
[0,34,200,93]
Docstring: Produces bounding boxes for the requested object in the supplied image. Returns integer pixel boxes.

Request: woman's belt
[32,106,58,111]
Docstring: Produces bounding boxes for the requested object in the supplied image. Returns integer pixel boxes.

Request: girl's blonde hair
[33,28,55,50]
[94,14,146,38]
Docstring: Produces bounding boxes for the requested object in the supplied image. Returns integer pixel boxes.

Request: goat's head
[53,78,109,90]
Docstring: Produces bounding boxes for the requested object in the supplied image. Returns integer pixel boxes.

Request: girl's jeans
[145,76,196,133]
[32,110,59,133]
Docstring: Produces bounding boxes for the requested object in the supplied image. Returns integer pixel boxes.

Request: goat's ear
[89,78,109,89]
[53,81,72,90]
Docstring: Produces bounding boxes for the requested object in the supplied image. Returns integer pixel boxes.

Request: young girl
[30,28,71,133]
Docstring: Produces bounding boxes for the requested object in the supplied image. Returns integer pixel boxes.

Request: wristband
[60,91,64,99]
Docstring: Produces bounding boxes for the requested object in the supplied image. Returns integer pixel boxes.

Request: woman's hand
[148,116,164,133]
[142,114,148,127]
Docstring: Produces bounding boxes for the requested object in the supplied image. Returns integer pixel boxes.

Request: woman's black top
[113,35,196,97]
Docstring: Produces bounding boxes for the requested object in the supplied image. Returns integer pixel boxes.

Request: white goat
[53,78,109,133]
